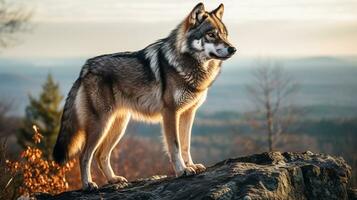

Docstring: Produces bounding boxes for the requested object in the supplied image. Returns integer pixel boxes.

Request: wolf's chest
[173,88,207,111]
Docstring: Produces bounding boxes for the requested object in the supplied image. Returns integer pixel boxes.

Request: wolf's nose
[228,46,237,54]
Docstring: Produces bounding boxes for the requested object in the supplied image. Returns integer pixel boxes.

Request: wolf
[53,3,236,190]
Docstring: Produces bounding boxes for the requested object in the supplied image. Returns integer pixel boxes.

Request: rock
[36,152,355,200]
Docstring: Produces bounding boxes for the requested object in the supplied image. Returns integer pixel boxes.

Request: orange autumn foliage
[6,125,74,196]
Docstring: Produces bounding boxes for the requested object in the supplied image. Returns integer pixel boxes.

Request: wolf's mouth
[209,53,231,60]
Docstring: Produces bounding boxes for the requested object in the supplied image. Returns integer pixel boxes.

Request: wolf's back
[53,78,82,164]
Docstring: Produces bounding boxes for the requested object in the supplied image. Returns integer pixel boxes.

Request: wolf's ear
[188,3,206,27]
[211,3,224,20]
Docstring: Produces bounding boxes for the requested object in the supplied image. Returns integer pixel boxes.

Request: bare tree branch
[0,99,13,134]
[246,58,301,151]
[0,0,32,49]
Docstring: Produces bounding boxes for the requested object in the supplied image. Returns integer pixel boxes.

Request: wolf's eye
[206,32,215,38]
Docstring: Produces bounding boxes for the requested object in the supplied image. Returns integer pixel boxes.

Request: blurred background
[0,0,356,195]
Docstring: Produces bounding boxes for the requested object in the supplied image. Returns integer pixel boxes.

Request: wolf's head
[178,3,236,61]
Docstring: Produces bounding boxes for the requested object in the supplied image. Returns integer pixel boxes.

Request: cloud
[28,0,357,23]
[3,0,356,58]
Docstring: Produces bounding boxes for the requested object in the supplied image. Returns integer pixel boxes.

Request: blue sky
[3,0,357,58]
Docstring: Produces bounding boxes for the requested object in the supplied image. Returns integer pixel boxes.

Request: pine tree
[18,74,63,159]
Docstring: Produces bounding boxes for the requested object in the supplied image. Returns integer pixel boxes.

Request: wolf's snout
[227,46,237,55]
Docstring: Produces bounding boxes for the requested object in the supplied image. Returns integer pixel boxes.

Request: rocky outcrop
[37,151,355,200]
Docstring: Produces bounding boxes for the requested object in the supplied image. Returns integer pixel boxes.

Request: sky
[2,0,357,58]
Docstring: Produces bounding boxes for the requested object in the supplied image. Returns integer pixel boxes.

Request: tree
[18,74,63,159]
[246,59,300,151]
[0,0,32,137]
[0,0,32,48]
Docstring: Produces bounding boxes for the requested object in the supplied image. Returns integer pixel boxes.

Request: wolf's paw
[178,166,196,176]
[83,181,98,191]
[187,163,206,173]
[108,175,128,184]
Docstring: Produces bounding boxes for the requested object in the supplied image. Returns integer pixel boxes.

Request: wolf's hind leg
[179,107,206,173]
[95,113,130,184]
[80,117,109,190]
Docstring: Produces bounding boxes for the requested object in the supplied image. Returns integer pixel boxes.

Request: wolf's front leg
[179,107,206,173]
[162,109,196,176]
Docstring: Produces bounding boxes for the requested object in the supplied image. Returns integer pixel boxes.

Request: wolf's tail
[53,78,84,164]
